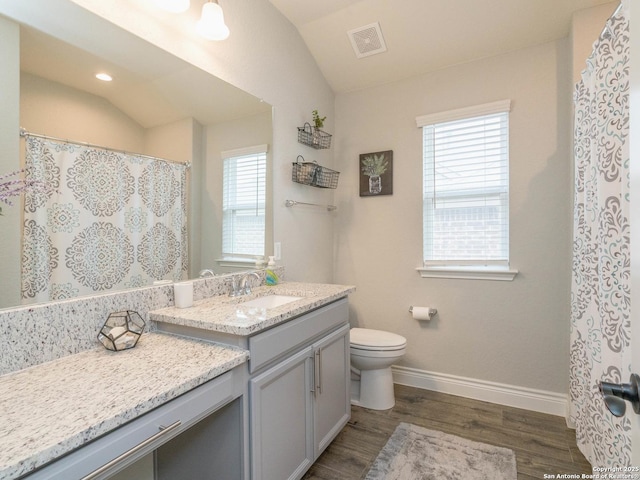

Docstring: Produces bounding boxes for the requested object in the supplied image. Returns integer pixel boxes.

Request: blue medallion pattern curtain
[22,136,188,303]
[569,1,630,467]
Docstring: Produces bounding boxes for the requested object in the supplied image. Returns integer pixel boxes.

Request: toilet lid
[350,328,407,349]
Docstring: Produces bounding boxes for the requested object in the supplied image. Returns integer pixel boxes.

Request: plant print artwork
[360,150,393,196]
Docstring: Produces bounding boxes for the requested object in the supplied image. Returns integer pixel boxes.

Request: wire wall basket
[292,156,339,189]
[297,123,332,149]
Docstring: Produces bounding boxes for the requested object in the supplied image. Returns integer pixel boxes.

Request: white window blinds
[222,147,267,258]
[418,101,510,267]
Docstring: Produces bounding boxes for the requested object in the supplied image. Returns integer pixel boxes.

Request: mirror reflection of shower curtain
[569,1,630,468]
[21,136,188,303]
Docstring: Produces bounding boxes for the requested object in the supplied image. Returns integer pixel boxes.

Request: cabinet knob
[599,374,640,417]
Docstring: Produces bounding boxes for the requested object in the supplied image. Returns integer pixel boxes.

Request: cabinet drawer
[25,369,241,480]
[249,298,348,373]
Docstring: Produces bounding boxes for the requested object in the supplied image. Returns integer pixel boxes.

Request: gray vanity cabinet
[23,367,247,480]
[312,324,350,458]
[248,299,350,480]
[249,346,315,480]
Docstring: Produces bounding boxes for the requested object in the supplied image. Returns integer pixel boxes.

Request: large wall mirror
[0,5,273,310]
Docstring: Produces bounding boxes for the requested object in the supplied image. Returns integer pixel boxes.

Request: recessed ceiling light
[95,73,113,82]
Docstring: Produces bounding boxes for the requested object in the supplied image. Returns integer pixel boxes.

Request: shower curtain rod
[19,128,191,168]
[601,2,624,38]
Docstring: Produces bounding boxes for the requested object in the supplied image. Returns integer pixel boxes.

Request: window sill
[416,266,518,281]
[216,257,260,269]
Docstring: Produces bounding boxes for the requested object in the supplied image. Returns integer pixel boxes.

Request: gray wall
[0,17,21,307]
[333,39,573,394]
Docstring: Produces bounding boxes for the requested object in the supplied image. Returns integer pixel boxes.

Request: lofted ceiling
[19,25,270,130]
[269,0,618,93]
[16,0,619,123]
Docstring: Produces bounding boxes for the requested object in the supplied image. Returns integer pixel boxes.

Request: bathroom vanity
[0,334,249,479]
[151,282,354,480]
[248,304,349,480]
[0,280,354,480]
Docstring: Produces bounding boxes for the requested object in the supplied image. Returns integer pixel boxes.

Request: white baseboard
[392,365,569,418]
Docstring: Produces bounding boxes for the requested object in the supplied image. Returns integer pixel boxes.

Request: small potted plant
[312,110,327,146]
[312,110,326,130]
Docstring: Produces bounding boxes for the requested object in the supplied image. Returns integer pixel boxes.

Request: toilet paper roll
[411,306,436,321]
[174,281,193,308]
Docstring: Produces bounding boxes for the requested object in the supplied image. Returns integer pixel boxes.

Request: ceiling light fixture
[95,73,113,82]
[155,0,190,13]
[196,0,230,41]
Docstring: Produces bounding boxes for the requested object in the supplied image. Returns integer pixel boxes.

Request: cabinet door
[250,346,314,480]
[313,324,351,457]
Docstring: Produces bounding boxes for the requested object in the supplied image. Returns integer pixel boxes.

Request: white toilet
[350,328,407,410]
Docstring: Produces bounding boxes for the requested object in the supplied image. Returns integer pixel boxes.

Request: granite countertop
[149,282,356,336]
[0,333,248,479]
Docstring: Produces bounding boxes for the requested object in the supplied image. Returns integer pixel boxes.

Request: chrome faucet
[199,269,215,278]
[230,271,261,296]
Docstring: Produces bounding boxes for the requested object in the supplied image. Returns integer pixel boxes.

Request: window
[222,145,267,259]
[416,100,517,280]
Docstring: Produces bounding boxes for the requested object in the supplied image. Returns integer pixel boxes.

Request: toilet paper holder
[409,306,437,320]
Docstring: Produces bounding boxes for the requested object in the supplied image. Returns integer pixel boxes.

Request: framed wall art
[359,150,393,196]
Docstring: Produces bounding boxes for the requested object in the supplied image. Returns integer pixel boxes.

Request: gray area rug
[365,423,517,480]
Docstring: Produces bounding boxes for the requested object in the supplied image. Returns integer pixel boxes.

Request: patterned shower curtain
[569,1,630,467]
[21,136,188,303]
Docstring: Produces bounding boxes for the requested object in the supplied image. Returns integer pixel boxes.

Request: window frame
[220,145,268,262]
[416,100,518,281]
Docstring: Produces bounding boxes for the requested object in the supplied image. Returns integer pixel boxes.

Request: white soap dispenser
[267,256,276,267]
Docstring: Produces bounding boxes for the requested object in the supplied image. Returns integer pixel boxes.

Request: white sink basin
[241,295,303,309]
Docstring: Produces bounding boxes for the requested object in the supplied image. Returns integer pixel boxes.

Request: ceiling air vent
[347,22,387,59]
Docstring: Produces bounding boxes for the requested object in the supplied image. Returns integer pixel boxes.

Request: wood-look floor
[303,384,591,479]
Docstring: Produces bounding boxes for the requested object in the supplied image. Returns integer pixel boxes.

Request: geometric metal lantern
[97,310,145,351]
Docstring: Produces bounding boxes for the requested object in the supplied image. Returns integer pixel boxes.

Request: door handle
[599,374,640,417]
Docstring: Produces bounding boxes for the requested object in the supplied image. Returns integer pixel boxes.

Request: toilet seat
[350,328,407,352]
